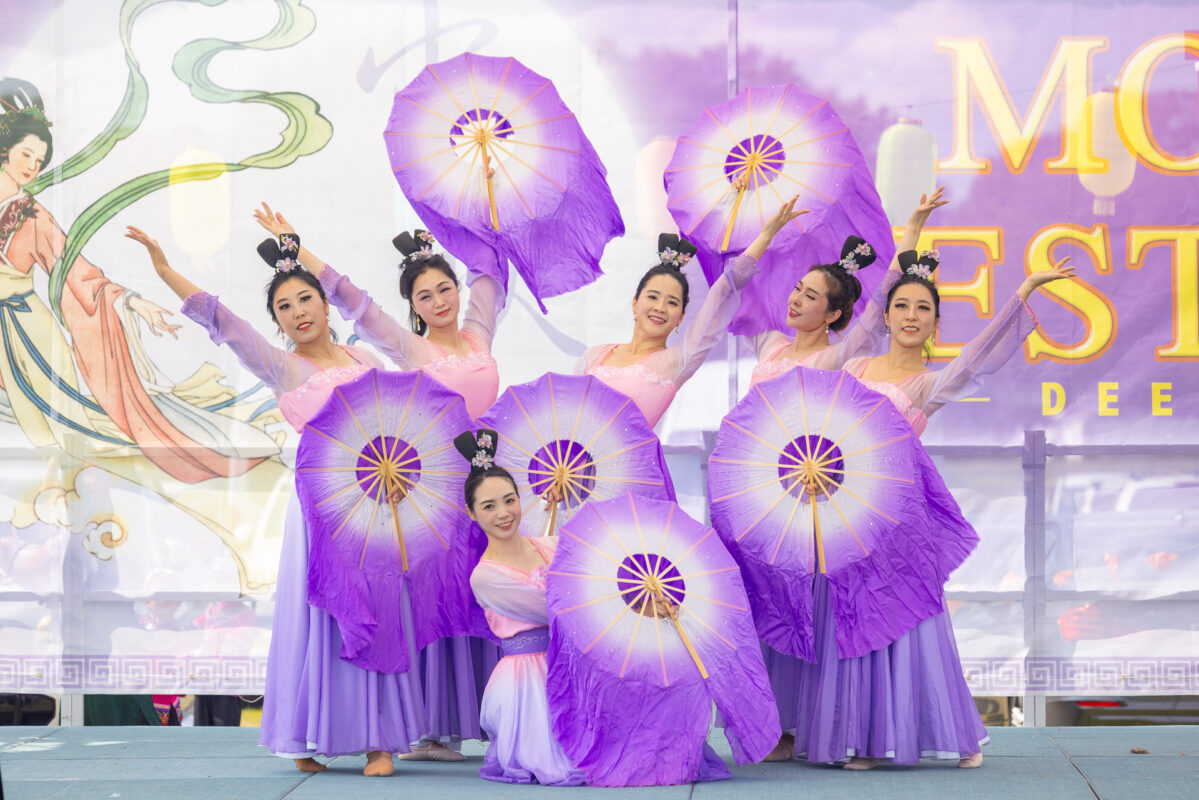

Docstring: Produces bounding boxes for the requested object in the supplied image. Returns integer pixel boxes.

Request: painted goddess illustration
[0,76,291,590]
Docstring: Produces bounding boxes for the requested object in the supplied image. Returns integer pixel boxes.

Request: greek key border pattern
[961,657,1199,693]
[0,656,267,693]
[1,655,1196,694]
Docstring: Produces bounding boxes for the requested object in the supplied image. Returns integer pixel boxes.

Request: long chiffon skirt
[479,652,584,786]
[792,575,988,764]
[416,635,501,743]
[258,493,424,756]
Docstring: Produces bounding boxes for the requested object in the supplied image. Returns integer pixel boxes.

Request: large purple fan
[296,369,478,673]
[708,366,978,662]
[385,52,623,311]
[664,84,894,335]
[547,495,779,786]
[477,373,674,537]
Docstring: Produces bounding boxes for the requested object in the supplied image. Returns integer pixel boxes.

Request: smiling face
[271,275,330,345]
[411,266,460,331]
[632,274,686,339]
[468,475,522,541]
[885,282,938,348]
[786,269,841,333]
[1,134,47,187]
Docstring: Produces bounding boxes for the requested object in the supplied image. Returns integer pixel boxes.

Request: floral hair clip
[657,232,698,269]
[279,233,300,254]
[834,236,877,275]
[257,238,306,275]
[394,229,441,266]
[454,428,500,474]
[898,248,940,280]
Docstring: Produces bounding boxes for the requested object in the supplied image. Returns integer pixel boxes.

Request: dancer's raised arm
[125,226,201,300]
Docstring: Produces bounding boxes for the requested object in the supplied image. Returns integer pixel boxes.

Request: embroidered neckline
[590,362,676,390]
[423,349,496,373]
[288,363,371,400]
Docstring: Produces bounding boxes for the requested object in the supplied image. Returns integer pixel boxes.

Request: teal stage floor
[2,725,1197,799]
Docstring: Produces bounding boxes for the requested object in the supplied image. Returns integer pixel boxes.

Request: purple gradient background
[562,0,1198,446]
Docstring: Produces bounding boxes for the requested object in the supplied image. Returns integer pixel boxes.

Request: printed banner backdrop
[0,0,1195,697]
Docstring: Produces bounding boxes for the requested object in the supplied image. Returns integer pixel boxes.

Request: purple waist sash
[502,627,550,656]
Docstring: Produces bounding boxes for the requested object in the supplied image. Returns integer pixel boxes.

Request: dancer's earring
[416,315,422,327]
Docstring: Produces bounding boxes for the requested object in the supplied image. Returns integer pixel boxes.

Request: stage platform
[1,725,1196,799]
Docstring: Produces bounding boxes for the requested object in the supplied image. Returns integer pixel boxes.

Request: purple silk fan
[707,366,979,663]
[664,84,894,335]
[296,369,478,673]
[547,494,780,786]
[385,52,624,312]
[477,373,674,538]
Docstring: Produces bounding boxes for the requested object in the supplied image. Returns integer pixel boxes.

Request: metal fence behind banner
[663,430,1199,727]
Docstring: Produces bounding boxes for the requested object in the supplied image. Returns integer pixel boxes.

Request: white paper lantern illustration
[1078,90,1136,216]
[875,118,936,227]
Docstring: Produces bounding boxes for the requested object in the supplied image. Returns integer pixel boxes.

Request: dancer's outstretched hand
[253,202,295,238]
[1019,256,1076,300]
[762,195,809,238]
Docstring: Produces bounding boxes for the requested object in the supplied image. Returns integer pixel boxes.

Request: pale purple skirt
[791,575,988,764]
[258,493,423,757]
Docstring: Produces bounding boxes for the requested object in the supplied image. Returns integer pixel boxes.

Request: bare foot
[843,756,877,770]
[397,742,466,762]
[764,733,795,762]
[294,757,326,773]
[363,750,394,777]
[958,752,983,768]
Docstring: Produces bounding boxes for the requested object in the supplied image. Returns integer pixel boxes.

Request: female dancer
[795,248,1075,769]
[252,205,503,759]
[749,188,947,387]
[457,428,585,786]
[753,190,947,761]
[126,227,421,777]
[576,197,807,428]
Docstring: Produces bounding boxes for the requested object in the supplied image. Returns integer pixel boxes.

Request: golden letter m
[937,37,1108,174]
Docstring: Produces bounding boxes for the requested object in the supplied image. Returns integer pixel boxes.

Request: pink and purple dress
[320,264,505,745]
[180,292,423,757]
[470,536,585,786]
[576,253,758,428]
[748,269,898,731]
[790,292,1037,764]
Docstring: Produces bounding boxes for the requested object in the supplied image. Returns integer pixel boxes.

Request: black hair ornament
[835,235,878,275]
[657,233,697,268]
[897,249,940,280]
[256,237,304,274]
[453,428,499,473]
[394,229,439,267]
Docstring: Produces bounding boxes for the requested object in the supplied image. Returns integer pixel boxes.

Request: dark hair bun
[394,229,438,268]
[656,232,697,269]
[897,249,939,280]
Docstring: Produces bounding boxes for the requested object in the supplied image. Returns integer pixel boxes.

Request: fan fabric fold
[708,367,978,662]
[386,52,624,311]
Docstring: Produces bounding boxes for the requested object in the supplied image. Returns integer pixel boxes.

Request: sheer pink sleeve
[672,253,759,385]
[319,264,432,369]
[180,292,299,392]
[752,330,789,361]
[461,273,507,350]
[908,292,1038,417]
